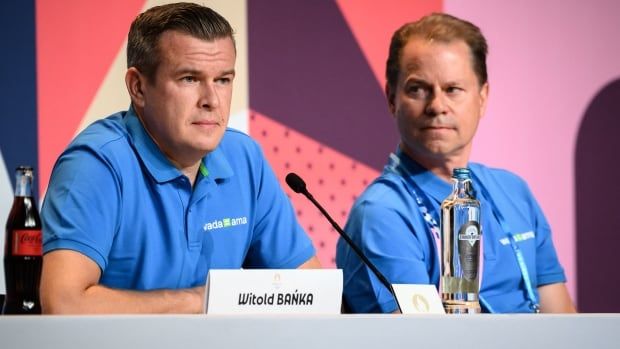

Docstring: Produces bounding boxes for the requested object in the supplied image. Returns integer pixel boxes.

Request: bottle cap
[16,166,34,172]
[452,167,471,180]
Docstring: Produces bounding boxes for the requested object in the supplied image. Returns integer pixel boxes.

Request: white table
[1,314,617,349]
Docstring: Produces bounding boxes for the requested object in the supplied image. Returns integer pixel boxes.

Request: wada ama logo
[203,216,248,231]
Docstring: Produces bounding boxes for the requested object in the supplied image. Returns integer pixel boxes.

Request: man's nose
[199,83,220,109]
[425,89,448,116]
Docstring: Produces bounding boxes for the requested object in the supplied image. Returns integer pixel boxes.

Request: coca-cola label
[12,229,42,256]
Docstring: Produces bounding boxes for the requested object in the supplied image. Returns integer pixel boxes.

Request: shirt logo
[499,231,535,245]
[203,216,248,231]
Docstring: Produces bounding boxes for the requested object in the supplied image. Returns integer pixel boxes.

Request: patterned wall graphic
[249,0,395,172]
[36,0,145,196]
[335,0,444,87]
[250,112,378,265]
[1,0,620,305]
[248,0,441,267]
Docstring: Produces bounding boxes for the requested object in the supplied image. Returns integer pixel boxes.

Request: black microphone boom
[285,172,402,313]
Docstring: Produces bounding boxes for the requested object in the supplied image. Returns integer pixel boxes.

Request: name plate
[393,284,445,314]
[205,269,342,314]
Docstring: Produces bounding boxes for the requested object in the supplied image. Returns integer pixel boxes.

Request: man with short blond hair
[337,13,575,314]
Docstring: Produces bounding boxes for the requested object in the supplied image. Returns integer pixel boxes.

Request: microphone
[285,172,402,313]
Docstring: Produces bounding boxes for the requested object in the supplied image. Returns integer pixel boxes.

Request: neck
[173,160,202,187]
[400,143,470,183]
[134,106,203,187]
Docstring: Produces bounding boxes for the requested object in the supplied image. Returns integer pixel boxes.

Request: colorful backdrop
[1,0,619,312]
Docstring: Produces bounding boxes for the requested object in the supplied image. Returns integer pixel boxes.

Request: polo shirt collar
[394,147,452,204]
[202,140,234,181]
[123,107,234,183]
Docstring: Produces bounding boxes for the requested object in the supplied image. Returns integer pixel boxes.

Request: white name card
[205,269,342,314]
[393,284,446,314]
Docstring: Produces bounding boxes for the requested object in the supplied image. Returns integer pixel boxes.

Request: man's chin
[196,139,224,154]
[196,131,225,148]
[408,141,465,158]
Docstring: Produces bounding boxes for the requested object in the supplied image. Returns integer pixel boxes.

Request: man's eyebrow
[404,61,423,74]
[174,68,202,76]
[404,77,431,86]
[219,69,236,76]
[173,68,236,77]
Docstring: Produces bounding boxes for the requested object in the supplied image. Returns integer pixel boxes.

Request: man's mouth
[192,120,219,126]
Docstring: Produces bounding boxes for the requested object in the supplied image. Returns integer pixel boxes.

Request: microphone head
[285,172,307,194]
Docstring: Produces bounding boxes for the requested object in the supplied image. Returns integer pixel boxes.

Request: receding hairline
[385,13,489,94]
[398,35,484,86]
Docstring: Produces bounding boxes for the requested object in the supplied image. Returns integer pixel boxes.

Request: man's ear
[125,67,147,109]
[478,82,489,118]
[385,83,396,115]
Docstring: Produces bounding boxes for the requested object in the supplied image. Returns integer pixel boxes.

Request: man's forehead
[157,32,236,61]
[403,59,423,74]
[400,37,473,72]
[158,30,234,45]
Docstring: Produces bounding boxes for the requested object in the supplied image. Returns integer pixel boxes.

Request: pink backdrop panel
[445,0,620,299]
[36,0,145,195]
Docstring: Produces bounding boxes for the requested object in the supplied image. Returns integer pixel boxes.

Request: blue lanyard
[386,153,491,313]
[470,172,540,313]
[387,153,441,262]
[387,151,539,313]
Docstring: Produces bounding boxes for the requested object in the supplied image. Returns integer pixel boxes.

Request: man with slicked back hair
[40,2,320,314]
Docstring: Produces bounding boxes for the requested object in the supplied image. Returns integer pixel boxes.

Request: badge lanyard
[387,154,488,303]
[387,151,539,313]
[470,172,540,313]
[387,153,442,268]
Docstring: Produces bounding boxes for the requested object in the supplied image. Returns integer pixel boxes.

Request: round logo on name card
[412,294,430,313]
[272,273,282,289]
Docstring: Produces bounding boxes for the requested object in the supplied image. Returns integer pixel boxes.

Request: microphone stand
[287,173,402,313]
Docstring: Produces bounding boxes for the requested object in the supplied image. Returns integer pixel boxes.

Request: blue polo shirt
[42,108,315,290]
[336,149,566,313]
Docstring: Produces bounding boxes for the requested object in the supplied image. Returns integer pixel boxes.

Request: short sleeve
[242,145,315,269]
[526,186,567,286]
[41,147,121,271]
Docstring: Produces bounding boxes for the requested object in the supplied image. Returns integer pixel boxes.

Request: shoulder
[51,112,134,186]
[217,128,264,158]
[61,112,134,171]
[68,112,129,150]
[349,171,414,220]
[470,162,531,195]
[470,162,525,182]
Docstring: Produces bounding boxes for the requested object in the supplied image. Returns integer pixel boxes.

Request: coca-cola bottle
[2,166,42,314]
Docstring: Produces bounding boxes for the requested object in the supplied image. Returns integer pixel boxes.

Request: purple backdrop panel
[576,78,620,312]
[248,0,398,170]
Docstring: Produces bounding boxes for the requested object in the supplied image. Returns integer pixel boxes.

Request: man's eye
[406,85,428,98]
[446,86,462,94]
[216,77,231,85]
[181,76,197,83]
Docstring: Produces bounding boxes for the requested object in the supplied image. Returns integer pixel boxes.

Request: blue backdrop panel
[0,0,39,199]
